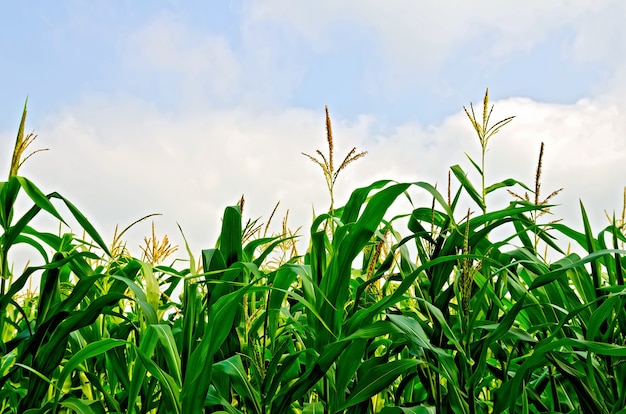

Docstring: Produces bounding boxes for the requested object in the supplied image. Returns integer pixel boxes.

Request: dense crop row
[1,92,626,413]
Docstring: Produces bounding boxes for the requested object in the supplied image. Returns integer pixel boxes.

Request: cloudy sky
[1,1,625,259]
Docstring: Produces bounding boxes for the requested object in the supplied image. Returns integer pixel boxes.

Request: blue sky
[1,2,609,124]
[2,1,625,256]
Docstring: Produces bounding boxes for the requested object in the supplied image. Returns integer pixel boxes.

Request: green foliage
[1,93,626,413]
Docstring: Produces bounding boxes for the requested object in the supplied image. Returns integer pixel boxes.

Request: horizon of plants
[1,90,626,413]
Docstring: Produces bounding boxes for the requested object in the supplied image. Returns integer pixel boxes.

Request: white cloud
[124,13,242,102]
[241,0,625,103]
[569,1,626,65]
[12,91,622,263]
[243,1,607,67]
[350,94,626,238]
[23,97,337,256]
[6,2,626,265]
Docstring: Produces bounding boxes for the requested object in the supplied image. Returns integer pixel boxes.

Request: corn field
[2,92,626,413]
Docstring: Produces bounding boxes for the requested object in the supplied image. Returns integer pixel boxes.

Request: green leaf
[109,274,158,325]
[58,397,97,414]
[451,164,485,210]
[379,407,436,414]
[54,339,127,407]
[135,345,181,414]
[335,339,368,399]
[219,205,243,266]
[140,261,161,317]
[149,324,182,386]
[273,321,397,413]
[213,355,261,413]
[464,153,483,176]
[16,176,64,223]
[340,179,394,225]
[386,314,446,358]
[530,249,626,290]
[580,200,601,297]
[302,402,325,414]
[483,293,527,344]
[55,192,111,256]
[320,183,411,342]
[336,359,419,411]
[181,285,251,413]
[494,338,626,412]
[485,178,530,194]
